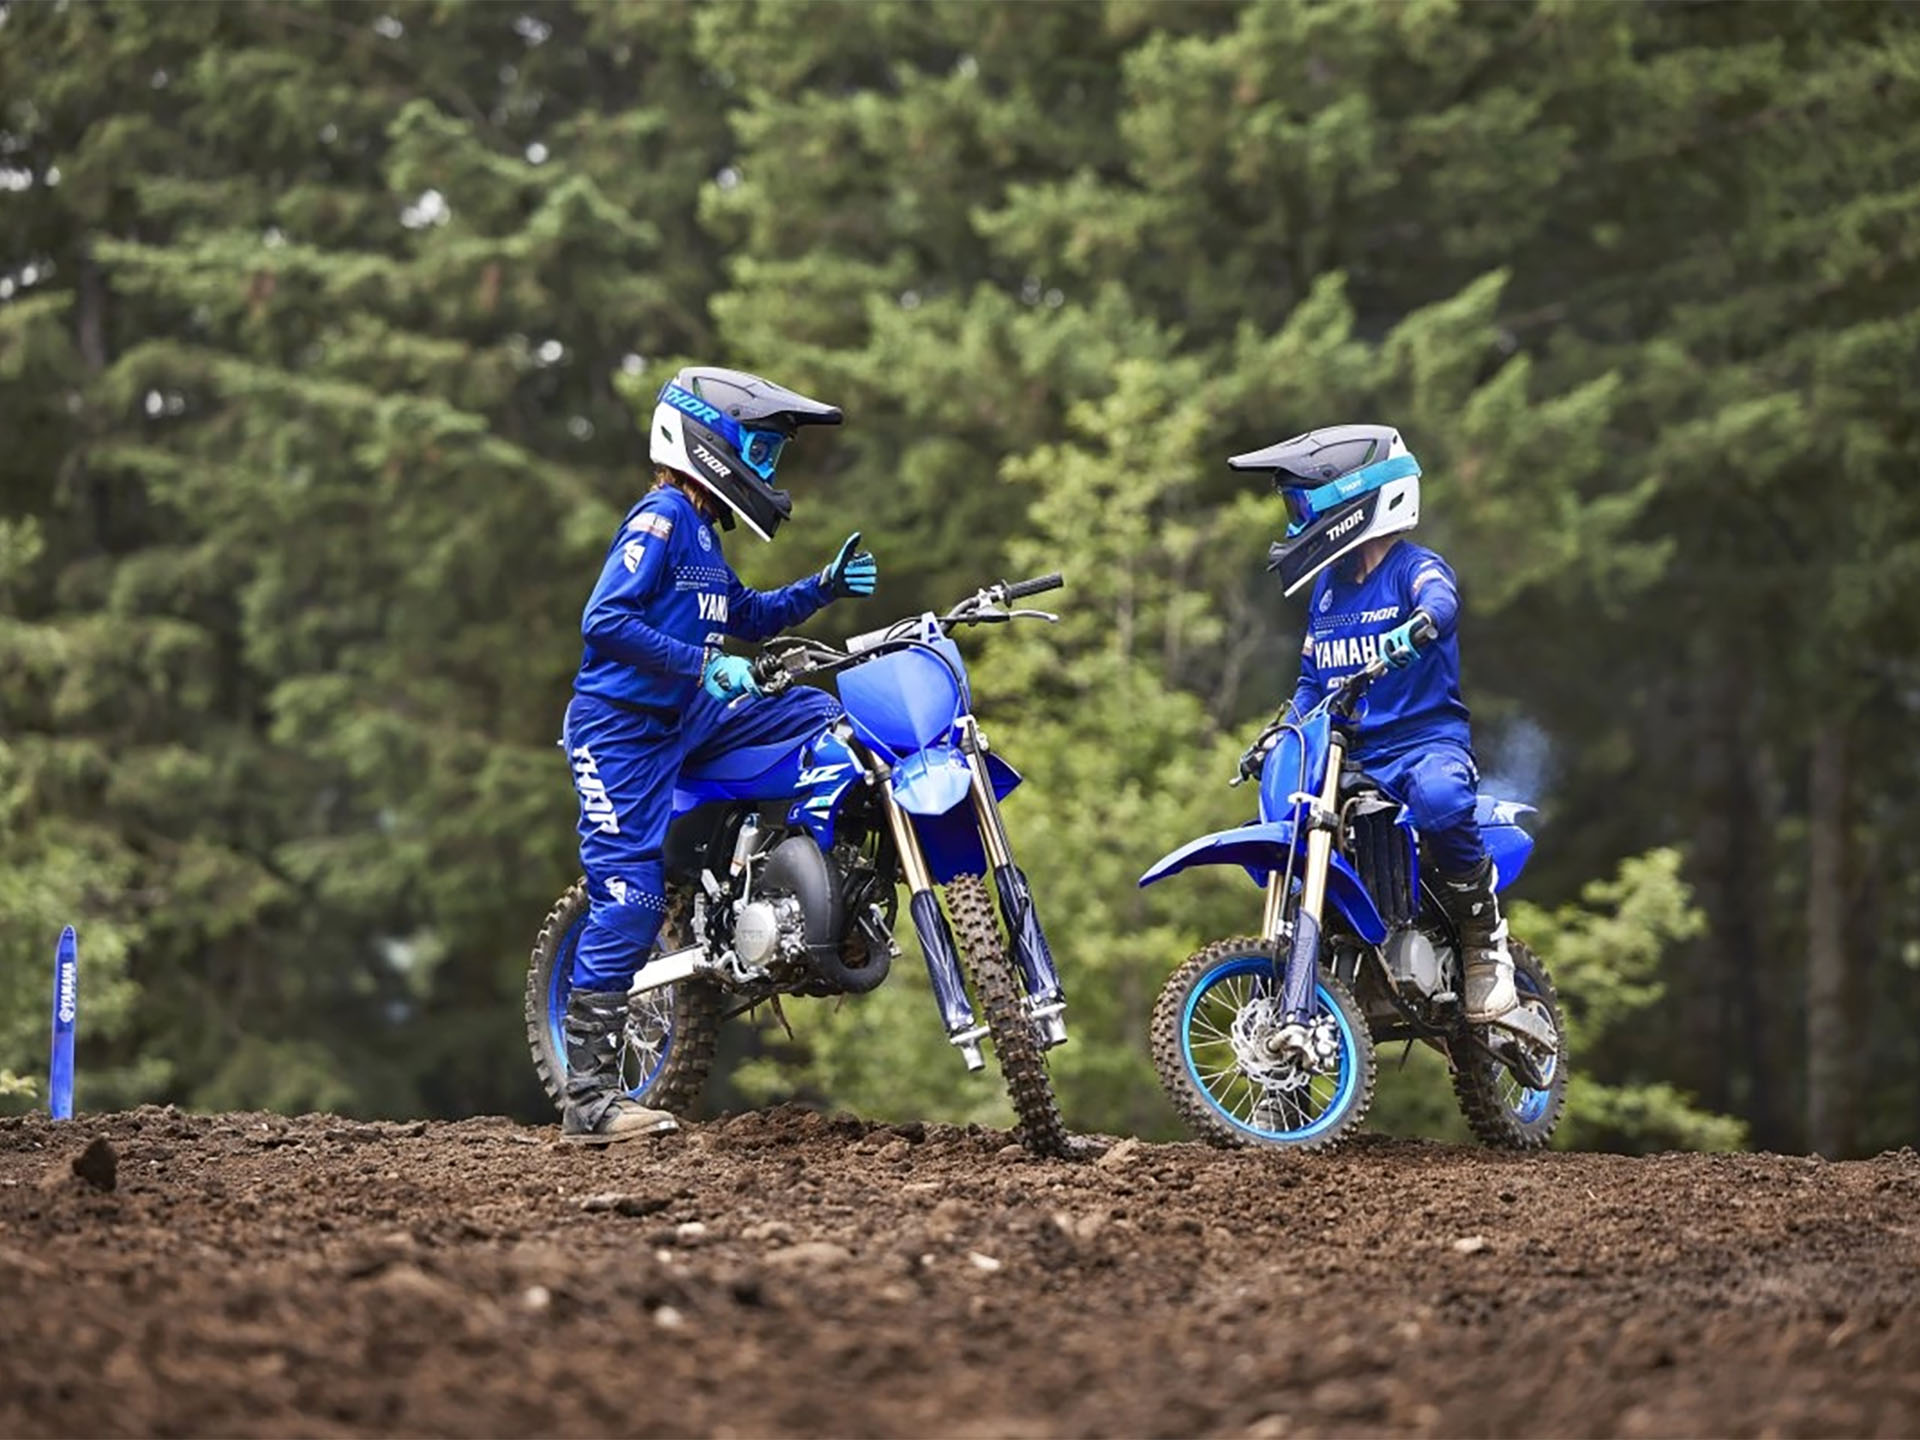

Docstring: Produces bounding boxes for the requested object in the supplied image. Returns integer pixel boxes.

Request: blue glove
[701,653,761,701]
[1380,614,1427,670]
[821,531,877,598]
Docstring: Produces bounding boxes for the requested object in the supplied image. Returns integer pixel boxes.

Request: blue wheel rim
[546,915,674,1099]
[1503,966,1557,1125]
[1180,953,1361,1143]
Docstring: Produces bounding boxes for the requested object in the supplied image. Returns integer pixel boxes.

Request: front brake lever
[1006,608,1059,623]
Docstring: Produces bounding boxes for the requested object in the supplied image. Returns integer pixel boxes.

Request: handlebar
[1230,611,1439,785]
[751,572,1070,689]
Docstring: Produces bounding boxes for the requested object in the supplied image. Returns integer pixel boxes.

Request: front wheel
[1151,937,1377,1151]
[945,873,1072,1158]
[524,879,722,1117]
[1448,937,1568,1149]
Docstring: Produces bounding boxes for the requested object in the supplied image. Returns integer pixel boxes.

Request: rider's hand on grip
[750,652,792,696]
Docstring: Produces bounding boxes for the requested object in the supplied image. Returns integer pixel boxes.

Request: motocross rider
[560,366,877,1142]
[1248,424,1517,1025]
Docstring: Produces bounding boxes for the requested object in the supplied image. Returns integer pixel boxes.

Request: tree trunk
[1805,719,1853,1157]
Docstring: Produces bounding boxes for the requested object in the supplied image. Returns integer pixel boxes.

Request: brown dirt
[2,1107,1917,1438]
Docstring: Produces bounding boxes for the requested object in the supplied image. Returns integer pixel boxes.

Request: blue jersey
[573,484,832,713]
[1287,540,1471,759]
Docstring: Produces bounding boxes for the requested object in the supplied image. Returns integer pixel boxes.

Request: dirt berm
[2,1106,1916,1437]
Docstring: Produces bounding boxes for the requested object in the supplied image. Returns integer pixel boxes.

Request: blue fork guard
[1137,821,1389,946]
[994,863,1063,1003]
[910,888,976,1035]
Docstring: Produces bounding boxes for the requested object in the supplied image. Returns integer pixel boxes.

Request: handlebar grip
[750,652,792,695]
[1412,612,1439,646]
[1003,572,1064,601]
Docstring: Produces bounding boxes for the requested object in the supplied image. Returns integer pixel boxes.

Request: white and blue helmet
[649,366,842,540]
[1231,424,1422,595]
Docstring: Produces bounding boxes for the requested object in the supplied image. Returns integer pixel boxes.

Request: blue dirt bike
[1140,619,1568,1151]
[525,575,1074,1156]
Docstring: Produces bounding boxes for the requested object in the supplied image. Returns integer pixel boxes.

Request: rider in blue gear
[561,366,874,1142]
[1238,423,1517,1024]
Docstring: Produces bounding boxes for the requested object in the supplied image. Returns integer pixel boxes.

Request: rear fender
[1475,796,1537,890]
[1138,821,1388,945]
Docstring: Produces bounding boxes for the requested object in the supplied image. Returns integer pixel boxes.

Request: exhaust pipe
[627,944,714,997]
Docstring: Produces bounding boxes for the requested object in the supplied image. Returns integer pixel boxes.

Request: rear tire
[1151,937,1376,1152]
[524,879,722,1117]
[945,873,1072,1158]
[1449,937,1568,1150]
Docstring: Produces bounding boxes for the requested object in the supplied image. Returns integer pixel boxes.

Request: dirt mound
[2,1106,1917,1437]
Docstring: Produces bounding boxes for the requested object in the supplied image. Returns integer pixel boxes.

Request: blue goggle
[661,383,789,482]
[1280,452,1420,536]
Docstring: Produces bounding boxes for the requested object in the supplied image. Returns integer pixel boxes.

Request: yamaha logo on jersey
[697,592,728,623]
[698,524,713,552]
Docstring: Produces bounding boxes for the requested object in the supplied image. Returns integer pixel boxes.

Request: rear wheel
[1151,937,1376,1151]
[1449,938,1568,1149]
[945,873,1071,1158]
[524,880,722,1117]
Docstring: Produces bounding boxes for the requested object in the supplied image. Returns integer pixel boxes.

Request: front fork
[1269,728,1348,1024]
[962,718,1069,1048]
[878,787,990,1071]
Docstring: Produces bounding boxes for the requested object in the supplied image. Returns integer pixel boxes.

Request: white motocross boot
[1438,857,1517,1023]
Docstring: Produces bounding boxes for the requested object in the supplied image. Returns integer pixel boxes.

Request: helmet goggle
[1275,452,1421,536]
[737,428,787,481]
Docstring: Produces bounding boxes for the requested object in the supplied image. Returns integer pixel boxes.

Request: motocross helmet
[1232,424,1422,596]
[649,366,843,540]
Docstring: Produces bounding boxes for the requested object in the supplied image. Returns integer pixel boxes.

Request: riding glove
[701,652,762,701]
[821,531,878,598]
[1380,613,1429,670]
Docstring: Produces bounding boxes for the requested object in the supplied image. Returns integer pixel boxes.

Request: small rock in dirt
[674,1221,709,1246]
[577,1192,670,1218]
[967,1251,1002,1274]
[520,1285,552,1312]
[1451,1235,1490,1255]
[878,1138,913,1164]
[1052,1210,1107,1245]
[71,1137,118,1192]
[1244,1413,1292,1438]
[1096,1137,1142,1171]
[997,1142,1026,1160]
[764,1241,851,1271]
[653,1305,685,1330]
[888,1120,927,1144]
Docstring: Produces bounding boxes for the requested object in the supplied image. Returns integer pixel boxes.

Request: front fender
[1138,821,1388,945]
[891,743,1020,817]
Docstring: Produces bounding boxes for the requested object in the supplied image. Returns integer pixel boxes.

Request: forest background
[3,0,1917,1156]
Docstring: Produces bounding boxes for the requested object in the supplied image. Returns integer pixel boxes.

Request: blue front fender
[1138,821,1388,945]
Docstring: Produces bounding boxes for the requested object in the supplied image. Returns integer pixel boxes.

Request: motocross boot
[1436,856,1517,1023]
[561,987,678,1143]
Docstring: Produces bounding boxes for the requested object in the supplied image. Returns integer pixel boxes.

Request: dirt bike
[1140,617,1568,1152]
[525,574,1075,1156]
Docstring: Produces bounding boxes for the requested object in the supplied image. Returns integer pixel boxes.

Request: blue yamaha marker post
[49,926,77,1120]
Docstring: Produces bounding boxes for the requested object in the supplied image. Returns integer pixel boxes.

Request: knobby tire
[945,872,1072,1158]
[524,879,722,1117]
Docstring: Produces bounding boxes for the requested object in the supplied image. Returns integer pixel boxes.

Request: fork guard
[1138,821,1390,946]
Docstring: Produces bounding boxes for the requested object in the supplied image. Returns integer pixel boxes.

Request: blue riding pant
[563,685,840,992]
[1359,738,1487,878]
